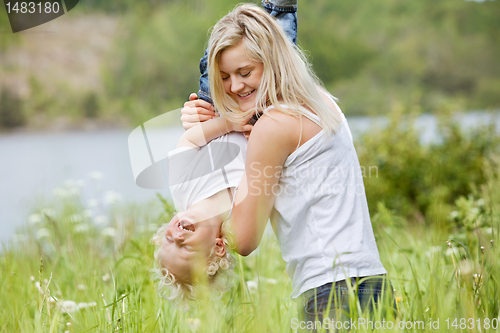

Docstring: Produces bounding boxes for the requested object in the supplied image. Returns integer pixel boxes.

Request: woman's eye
[241,72,251,77]
[222,76,230,81]
[166,235,173,243]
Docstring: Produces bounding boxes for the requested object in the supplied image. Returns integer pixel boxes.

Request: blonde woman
[151,0,298,304]
[181,3,395,324]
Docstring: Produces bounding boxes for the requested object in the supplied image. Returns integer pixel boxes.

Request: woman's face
[219,40,264,113]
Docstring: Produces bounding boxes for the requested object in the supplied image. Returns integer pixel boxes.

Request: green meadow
[1,112,500,332]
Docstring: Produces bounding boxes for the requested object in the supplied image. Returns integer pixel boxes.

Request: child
[150,116,251,302]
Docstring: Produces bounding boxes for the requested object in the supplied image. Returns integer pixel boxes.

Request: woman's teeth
[238,90,254,97]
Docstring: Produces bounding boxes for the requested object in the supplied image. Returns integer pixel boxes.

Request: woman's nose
[231,78,244,93]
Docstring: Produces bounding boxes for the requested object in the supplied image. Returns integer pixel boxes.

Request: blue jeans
[302,276,397,332]
[197,0,298,105]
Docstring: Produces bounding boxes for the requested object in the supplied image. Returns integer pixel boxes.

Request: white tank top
[268,100,387,299]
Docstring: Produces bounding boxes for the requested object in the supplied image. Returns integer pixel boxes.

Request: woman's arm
[230,110,300,256]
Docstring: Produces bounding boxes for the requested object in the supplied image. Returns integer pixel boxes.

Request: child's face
[219,40,264,113]
[157,205,226,283]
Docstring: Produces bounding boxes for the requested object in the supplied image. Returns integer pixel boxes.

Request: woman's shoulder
[249,108,300,153]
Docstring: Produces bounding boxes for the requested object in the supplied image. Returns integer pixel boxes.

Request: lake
[1,111,499,243]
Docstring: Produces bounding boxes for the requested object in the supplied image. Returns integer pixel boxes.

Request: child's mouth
[178,220,195,232]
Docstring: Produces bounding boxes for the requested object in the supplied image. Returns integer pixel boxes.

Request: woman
[182,3,393,324]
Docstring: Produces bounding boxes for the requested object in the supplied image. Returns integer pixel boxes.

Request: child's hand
[181,93,218,130]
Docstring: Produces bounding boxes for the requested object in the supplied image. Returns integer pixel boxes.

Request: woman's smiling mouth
[237,89,255,99]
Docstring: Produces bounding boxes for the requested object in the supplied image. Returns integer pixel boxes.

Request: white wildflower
[459,260,473,275]
[187,318,201,331]
[60,300,77,313]
[75,179,86,187]
[430,246,441,253]
[445,247,460,256]
[471,207,480,216]
[52,187,68,198]
[66,187,80,197]
[63,180,75,188]
[449,211,459,219]
[89,171,103,180]
[104,191,122,205]
[87,199,99,208]
[77,284,86,291]
[40,208,55,218]
[101,227,116,238]
[69,214,83,223]
[94,215,109,227]
[485,227,493,234]
[246,280,258,292]
[77,302,96,310]
[260,277,277,285]
[102,273,111,282]
[36,228,51,240]
[476,199,485,206]
[28,214,43,225]
[74,224,89,233]
[30,276,35,281]
[83,209,92,218]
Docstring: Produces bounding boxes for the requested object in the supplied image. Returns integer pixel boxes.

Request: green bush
[358,107,500,225]
[0,87,26,128]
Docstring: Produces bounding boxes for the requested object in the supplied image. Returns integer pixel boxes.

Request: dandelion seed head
[246,280,258,292]
[74,224,89,233]
[89,171,104,180]
[28,214,43,225]
[94,215,109,227]
[36,228,51,240]
[104,191,122,205]
[60,300,77,313]
[41,208,55,217]
[69,214,83,224]
[101,227,116,238]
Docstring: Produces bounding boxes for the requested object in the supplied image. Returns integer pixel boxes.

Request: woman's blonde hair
[150,220,235,304]
[208,3,343,135]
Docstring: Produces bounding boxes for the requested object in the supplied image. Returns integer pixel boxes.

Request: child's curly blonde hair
[150,220,236,303]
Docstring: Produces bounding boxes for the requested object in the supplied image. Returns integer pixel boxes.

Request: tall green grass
[1,115,500,332]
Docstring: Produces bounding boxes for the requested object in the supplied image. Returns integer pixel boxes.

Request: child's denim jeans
[197,0,298,105]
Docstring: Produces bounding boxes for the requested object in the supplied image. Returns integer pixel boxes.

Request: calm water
[1,111,499,242]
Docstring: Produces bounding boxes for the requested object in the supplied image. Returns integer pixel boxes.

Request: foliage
[358,107,500,224]
[0,86,25,128]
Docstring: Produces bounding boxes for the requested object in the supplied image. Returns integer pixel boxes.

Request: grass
[1,167,500,332]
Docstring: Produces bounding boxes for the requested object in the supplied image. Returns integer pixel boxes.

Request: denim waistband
[301,275,388,305]
[262,0,297,12]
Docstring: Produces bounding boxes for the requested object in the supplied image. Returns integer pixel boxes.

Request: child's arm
[176,116,253,149]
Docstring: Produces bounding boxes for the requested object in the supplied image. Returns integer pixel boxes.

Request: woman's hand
[180,93,218,130]
[227,112,254,135]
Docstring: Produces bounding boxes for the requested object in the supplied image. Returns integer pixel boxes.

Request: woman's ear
[214,238,226,257]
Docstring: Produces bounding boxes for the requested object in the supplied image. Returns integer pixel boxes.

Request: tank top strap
[263,104,322,124]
